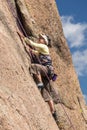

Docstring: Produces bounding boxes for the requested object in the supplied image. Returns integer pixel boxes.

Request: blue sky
[56,0,87,104]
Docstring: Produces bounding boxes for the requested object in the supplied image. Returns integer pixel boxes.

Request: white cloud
[83,94,87,104]
[72,50,87,76]
[61,15,87,77]
[61,16,87,48]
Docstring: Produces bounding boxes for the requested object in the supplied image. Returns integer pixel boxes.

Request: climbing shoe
[52,111,58,122]
[37,82,44,89]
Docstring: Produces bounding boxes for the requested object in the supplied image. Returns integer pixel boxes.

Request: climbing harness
[38,53,57,80]
[7,1,76,130]
[39,53,52,66]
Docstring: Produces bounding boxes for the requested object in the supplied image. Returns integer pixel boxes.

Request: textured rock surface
[0,0,87,130]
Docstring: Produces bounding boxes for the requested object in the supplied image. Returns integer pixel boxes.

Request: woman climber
[17,30,58,123]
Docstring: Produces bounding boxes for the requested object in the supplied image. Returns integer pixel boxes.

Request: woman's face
[39,38,45,44]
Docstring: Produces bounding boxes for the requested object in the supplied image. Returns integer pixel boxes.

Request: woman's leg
[48,100,58,122]
[30,64,47,88]
[33,73,44,89]
[48,100,55,113]
[33,73,42,83]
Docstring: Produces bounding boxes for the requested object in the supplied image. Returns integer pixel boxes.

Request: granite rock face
[0,0,87,130]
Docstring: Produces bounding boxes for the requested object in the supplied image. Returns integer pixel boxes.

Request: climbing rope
[60,103,75,130]
[7,1,76,130]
